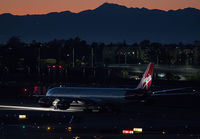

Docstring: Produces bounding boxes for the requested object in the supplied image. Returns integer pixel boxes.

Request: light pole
[38,44,41,76]
[91,47,94,68]
[124,53,127,64]
[72,47,75,68]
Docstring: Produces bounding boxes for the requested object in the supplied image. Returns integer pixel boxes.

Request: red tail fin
[137,63,154,90]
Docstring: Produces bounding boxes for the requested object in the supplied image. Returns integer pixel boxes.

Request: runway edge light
[67,126,72,132]
[47,126,51,131]
[133,128,143,133]
[19,115,26,119]
[122,130,134,134]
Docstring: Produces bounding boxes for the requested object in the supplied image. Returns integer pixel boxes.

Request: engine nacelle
[38,97,53,107]
[56,100,71,110]
[125,89,149,100]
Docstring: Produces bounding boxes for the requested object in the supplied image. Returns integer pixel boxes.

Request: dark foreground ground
[0,81,200,139]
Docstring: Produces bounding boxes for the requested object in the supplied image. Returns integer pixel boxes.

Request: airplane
[38,63,198,112]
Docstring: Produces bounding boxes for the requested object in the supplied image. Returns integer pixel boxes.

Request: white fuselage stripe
[47,94,125,99]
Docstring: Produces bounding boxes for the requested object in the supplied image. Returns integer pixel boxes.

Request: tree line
[0,36,200,73]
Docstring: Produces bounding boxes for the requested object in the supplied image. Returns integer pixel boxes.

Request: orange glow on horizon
[0,0,200,15]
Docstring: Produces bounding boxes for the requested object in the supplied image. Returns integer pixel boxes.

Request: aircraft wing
[152,87,198,96]
[76,97,103,106]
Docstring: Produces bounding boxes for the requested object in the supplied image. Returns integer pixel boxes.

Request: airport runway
[0,105,83,112]
[1,96,200,139]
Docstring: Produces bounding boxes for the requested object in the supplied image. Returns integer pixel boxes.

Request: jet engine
[38,97,53,107]
[125,90,147,100]
[56,100,71,110]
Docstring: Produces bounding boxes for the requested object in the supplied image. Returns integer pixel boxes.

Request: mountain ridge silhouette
[0,2,200,43]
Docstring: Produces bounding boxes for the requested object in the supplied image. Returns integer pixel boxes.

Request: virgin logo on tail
[137,63,154,90]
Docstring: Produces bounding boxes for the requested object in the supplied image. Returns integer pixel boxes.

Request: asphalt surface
[1,94,200,139]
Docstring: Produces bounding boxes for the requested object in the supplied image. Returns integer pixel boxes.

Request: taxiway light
[23,88,28,92]
[73,136,80,139]
[47,126,51,131]
[67,126,72,132]
[93,136,103,139]
[133,128,143,133]
[33,86,38,93]
[22,125,26,129]
[19,115,26,119]
[122,130,134,134]
[81,62,86,66]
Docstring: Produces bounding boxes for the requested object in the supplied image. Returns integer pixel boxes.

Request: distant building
[102,46,118,64]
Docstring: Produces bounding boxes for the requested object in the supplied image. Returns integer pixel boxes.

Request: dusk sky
[0,0,200,15]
